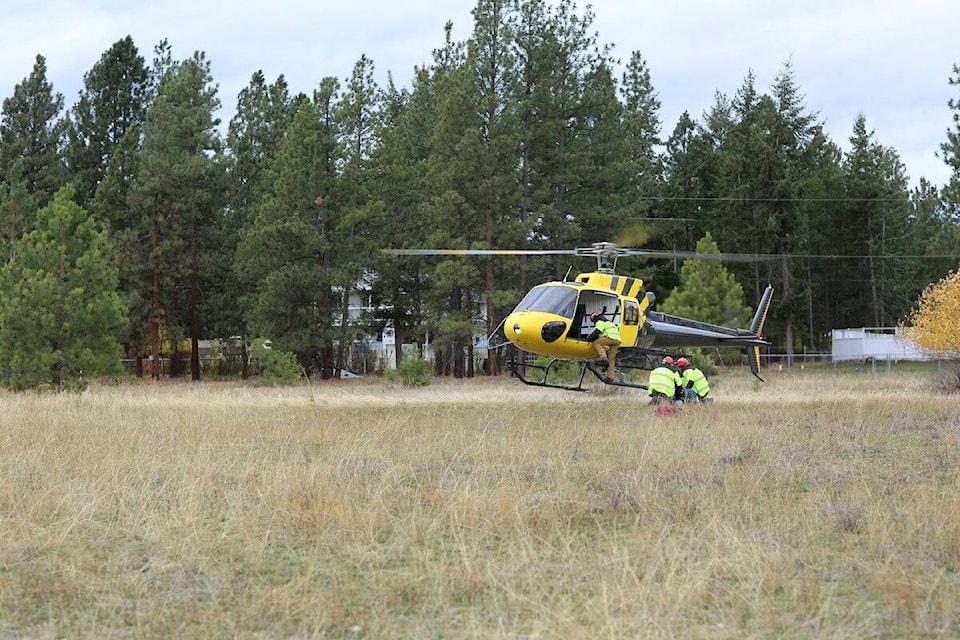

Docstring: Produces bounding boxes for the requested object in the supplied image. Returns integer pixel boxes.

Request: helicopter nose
[509,315,566,345]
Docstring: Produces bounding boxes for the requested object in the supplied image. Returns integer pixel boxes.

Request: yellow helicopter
[385,241,773,392]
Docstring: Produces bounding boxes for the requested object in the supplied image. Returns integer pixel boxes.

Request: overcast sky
[2,0,958,189]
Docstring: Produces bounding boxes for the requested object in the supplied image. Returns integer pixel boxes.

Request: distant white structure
[831,327,933,362]
[342,276,488,371]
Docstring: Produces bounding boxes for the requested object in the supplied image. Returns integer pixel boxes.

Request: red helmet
[589,311,601,322]
[676,357,690,368]
[662,356,674,365]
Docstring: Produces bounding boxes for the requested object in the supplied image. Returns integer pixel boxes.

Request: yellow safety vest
[648,365,679,396]
[595,320,621,342]
[681,368,710,397]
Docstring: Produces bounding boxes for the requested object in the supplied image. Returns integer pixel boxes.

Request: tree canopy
[0,5,959,385]
[659,233,751,328]
[901,269,960,354]
[0,188,126,390]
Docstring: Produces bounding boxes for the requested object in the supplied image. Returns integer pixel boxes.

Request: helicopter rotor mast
[574,242,628,274]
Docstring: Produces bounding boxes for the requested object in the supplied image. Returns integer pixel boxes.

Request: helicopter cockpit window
[512,285,577,318]
[623,300,640,325]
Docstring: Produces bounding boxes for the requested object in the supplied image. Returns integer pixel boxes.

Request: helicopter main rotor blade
[617,249,780,262]
[383,249,575,256]
[383,243,780,262]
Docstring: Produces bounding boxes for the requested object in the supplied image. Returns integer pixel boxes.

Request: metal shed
[831,327,931,362]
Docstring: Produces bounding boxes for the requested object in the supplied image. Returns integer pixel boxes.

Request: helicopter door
[567,303,587,339]
[568,292,620,340]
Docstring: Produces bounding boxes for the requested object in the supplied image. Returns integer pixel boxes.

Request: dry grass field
[1,365,958,638]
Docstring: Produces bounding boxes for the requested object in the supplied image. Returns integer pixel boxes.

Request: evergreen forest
[2,0,959,386]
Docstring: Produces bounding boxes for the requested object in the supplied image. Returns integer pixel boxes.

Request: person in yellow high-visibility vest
[648,356,681,405]
[676,357,711,403]
[589,311,621,381]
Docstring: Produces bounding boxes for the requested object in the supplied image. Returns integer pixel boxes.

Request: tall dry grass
[0,367,958,638]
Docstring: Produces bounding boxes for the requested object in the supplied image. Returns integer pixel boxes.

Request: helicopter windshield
[512,285,577,318]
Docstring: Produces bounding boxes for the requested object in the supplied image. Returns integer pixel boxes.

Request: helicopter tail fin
[748,346,763,381]
[747,285,773,380]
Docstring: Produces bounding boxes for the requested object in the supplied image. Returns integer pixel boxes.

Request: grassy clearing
[0,368,958,638]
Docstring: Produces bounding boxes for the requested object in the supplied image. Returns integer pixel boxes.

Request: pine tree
[792,132,844,351]
[334,55,382,374]
[215,71,295,375]
[575,57,631,243]
[0,187,126,391]
[87,107,153,375]
[366,67,437,369]
[939,63,960,222]
[0,54,67,206]
[130,51,222,380]
[84,39,175,378]
[417,20,485,377]
[226,71,296,220]
[617,50,663,219]
[657,110,717,296]
[704,62,833,361]
[65,36,150,207]
[235,82,340,376]
[911,178,960,262]
[841,114,914,328]
[463,0,522,374]
[659,232,751,327]
[513,0,616,258]
[0,166,37,264]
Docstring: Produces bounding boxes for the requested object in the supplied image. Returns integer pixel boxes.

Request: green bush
[251,339,304,386]
[386,355,432,387]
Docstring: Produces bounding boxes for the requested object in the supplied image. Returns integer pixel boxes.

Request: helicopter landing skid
[508,359,591,391]
[508,359,648,392]
[583,362,648,390]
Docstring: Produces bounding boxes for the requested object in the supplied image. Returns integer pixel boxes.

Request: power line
[632,195,908,202]
[618,249,960,260]
[688,254,952,260]
[766,254,960,260]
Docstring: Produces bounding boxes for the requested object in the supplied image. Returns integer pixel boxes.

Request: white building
[831,327,933,362]
[342,277,489,371]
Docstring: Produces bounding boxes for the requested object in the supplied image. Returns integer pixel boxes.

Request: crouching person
[648,356,680,405]
[676,357,711,403]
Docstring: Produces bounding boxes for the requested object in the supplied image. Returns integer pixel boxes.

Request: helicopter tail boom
[643,316,769,348]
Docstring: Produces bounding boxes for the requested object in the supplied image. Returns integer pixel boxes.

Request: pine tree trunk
[486,268,496,376]
[150,223,160,381]
[190,221,200,381]
[781,254,795,367]
[394,321,404,369]
[338,284,350,376]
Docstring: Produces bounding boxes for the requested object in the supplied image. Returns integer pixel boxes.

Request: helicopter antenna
[562,265,573,282]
